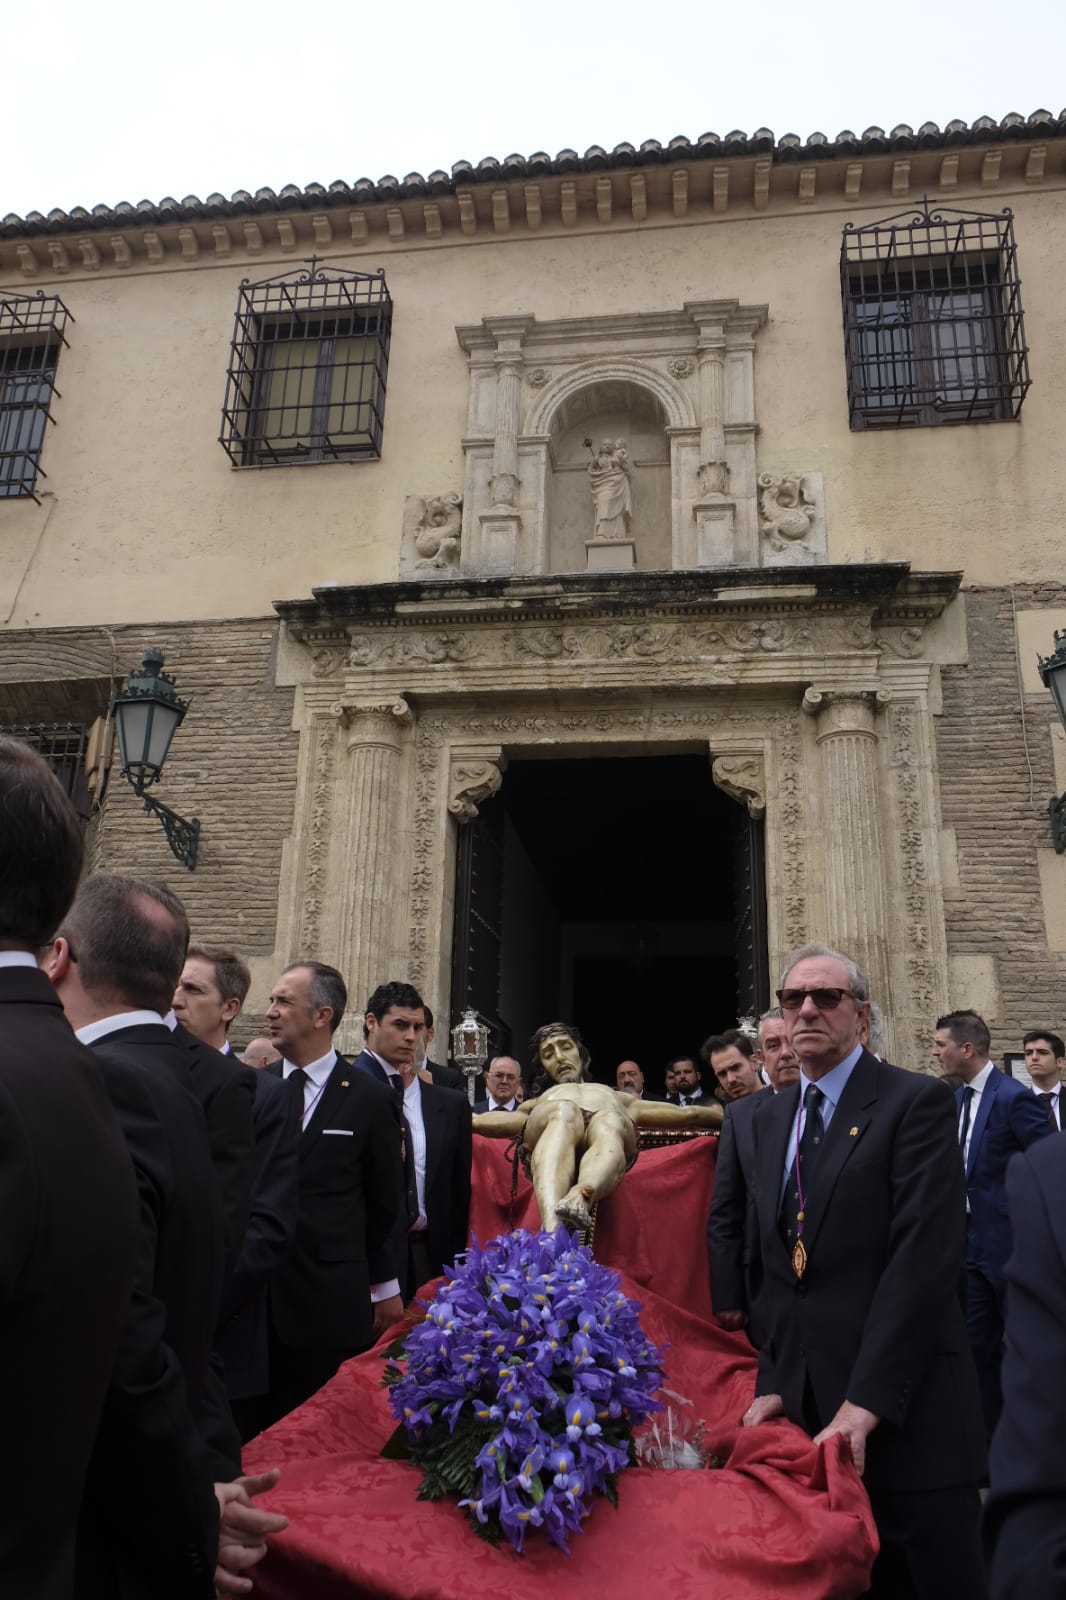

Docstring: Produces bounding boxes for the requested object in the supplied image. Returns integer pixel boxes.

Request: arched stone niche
[547,379,671,572]
[454,302,769,578]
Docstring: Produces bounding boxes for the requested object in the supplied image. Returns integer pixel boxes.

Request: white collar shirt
[0,951,37,970]
[1031,1079,1063,1130]
[365,1051,428,1232]
[487,1095,518,1112]
[282,1048,337,1129]
[960,1059,997,1169]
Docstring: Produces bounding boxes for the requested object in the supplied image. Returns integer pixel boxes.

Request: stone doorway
[451,751,767,1092]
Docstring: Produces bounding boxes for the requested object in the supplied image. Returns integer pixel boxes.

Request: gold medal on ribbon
[791,1239,807,1279]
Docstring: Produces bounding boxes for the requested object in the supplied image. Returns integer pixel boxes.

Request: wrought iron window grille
[219,258,392,468]
[841,202,1030,430]
[5,721,91,818]
[0,292,72,501]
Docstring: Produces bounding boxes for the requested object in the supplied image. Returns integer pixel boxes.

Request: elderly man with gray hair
[742,942,987,1600]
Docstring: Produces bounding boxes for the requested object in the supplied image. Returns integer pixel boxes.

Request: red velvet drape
[244,1137,877,1599]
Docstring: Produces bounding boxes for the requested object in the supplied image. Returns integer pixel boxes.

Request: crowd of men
[2,730,1065,1600]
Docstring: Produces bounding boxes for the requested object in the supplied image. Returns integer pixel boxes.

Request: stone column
[691,317,736,565]
[489,358,522,508]
[802,687,892,1008]
[334,697,412,1052]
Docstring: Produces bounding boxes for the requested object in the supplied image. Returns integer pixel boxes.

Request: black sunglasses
[775,987,856,1012]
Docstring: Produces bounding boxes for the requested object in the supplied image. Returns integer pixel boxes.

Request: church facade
[2,110,1065,1070]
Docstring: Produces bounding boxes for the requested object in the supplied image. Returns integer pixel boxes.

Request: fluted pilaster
[803,687,892,1009]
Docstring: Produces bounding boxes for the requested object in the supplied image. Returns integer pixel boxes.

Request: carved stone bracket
[711,753,766,818]
[448,745,506,821]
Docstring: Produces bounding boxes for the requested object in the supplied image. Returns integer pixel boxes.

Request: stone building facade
[2,110,1065,1070]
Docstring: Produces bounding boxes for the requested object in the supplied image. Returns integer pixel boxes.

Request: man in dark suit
[1022,1027,1066,1129]
[0,738,139,1600]
[262,961,405,1428]
[47,872,273,1598]
[745,943,987,1599]
[933,1009,1051,1441]
[418,1002,464,1090]
[704,1028,763,1102]
[984,1134,1066,1600]
[171,944,257,1260]
[473,1054,522,1114]
[706,1071,772,1339]
[666,1053,710,1105]
[173,945,299,1443]
[355,980,472,1299]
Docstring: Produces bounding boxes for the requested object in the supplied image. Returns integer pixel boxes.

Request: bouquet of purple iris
[383,1228,665,1552]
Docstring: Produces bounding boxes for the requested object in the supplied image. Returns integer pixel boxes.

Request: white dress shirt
[960,1059,997,1170]
[0,951,37,970]
[365,1051,428,1232]
[1032,1080,1063,1131]
[281,1048,337,1129]
[358,1049,404,1304]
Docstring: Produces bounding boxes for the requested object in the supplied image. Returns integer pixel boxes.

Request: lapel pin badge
[341,1080,350,1088]
[849,1126,859,1137]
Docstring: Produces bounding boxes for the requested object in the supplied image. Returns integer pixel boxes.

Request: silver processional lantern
[451,1007,490,1107]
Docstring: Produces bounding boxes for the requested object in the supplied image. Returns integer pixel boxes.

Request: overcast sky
[5,0,1064,218]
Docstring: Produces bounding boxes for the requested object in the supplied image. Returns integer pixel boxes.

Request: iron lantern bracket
[137,786,200,871]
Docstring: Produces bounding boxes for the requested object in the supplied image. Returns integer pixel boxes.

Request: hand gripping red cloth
[244,1137,877,1599]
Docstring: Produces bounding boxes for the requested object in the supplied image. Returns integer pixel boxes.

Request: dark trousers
[406,1232,434,1303]
[260,1330,362,1433]
[866,1484,987,1600]
[965,1239,1007,1442]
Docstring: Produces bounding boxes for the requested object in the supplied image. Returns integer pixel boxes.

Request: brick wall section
[0,620,298,1019]
[938,583,1066,1059]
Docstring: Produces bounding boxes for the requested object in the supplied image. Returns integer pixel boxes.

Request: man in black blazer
[47,873,229,1598]
[744,943,987,1599]
[173,945,299,1444]
[934,1009,1051,1441]
[355,981,472,1299]
[0,738,139,1600]
[262,962,405,1428]
[984,1134,1066,1599]
[706,1077,772,1340]
[473,1054,522,1114]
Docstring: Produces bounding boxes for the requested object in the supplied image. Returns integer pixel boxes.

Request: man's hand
[714,1309,748,1332]
[372,1293,404,1336]
[214,1470,288,1596]
[742,1393,784,1427]
[814,1401,880,1475]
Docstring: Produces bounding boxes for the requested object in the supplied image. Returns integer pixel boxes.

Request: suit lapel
[756,1082,798,1247]
[965,1069,998,1178]
[421,1082,444,1195]
[800,1052,878,1256]
[300,1056,351,1151]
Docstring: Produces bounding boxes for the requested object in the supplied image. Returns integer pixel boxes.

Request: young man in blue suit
[933,1009,1051,1443]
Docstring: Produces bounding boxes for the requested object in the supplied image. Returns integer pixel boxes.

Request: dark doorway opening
[451,750,767,1095]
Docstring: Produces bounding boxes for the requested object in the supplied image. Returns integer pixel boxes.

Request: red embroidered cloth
[244,1137,877,1599]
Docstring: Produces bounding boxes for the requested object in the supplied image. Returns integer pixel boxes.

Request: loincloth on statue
[510,1108,639,1188]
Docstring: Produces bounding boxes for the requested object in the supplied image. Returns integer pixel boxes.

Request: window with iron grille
[220,261,392,467]
[0,293,72,500]
[841,204,1030,430]
[4,722,92,819]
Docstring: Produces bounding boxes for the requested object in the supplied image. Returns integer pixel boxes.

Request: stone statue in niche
[400,493,463,578]
[758,473,816,551]
[585,438,632,542]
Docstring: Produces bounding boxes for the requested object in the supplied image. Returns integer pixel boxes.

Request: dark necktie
[287,1067,309,1116]
[780,1085,825,1248]
[958,1084,974,1153]
[391,1077,419,1228]
[1038,1091,1057,1127]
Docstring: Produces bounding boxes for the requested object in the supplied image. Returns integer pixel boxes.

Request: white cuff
[371,1279,401,1302]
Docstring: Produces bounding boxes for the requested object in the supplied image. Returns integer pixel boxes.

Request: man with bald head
[742,943,986,1599]
[473,1055,522,1113]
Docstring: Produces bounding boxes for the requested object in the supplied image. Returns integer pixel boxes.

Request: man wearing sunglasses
[742,943,986,1600]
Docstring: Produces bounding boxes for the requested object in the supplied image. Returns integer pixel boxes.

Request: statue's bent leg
[556,1109,635,1231]
[526,1101,585,1233]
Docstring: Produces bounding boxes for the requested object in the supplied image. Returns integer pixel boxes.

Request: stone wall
[939,583,1066,1061]
[0,617,298,1032]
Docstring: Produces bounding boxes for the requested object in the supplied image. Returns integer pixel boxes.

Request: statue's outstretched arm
[472,1108,530,1139]
[630,1099,723,1131]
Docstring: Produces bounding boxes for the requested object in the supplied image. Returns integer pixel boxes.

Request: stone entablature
[4,124,1063,285]
[273,563,962,1067]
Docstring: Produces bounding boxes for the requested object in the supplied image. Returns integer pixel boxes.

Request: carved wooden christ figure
[587,438,632,542]
[473,1022,721,1231]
